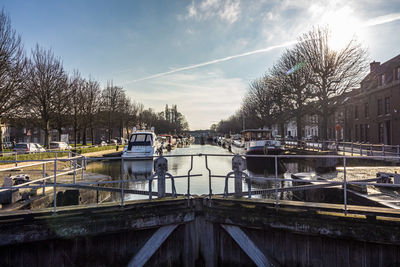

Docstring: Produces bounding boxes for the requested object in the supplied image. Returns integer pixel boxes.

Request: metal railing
[1,152,400,216]
[284,140,400,158]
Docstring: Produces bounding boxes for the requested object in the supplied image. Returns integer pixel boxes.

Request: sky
[1,0,400,129]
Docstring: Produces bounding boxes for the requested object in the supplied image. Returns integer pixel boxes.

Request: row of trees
[214,26,367,141]
[0,9,188,150]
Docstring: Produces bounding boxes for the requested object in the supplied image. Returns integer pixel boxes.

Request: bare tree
[0,9,26,151]
[82,78,101,145]
[101,82,124,141]
[272,48,314,140]
[25,45,67,148]
[241,79,275,129]
[297,26,367,142]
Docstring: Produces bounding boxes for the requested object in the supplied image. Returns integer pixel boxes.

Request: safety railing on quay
[284,139,400,158]
[1,152,400,217]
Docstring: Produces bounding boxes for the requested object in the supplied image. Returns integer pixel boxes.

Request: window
[378,123,384,143]
[355,106,358,119]
[377,99,383,115]
[379,74,385,86]
[385,97,390,114]
[355,125,359,141]
[364,103,369,118]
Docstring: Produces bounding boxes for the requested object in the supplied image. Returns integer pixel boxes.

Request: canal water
[86,144,318,201]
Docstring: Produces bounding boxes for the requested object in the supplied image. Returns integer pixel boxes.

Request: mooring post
[155,156,168,198]
[232,155,246,198]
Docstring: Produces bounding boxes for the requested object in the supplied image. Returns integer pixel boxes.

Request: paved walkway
[0,148,118,170]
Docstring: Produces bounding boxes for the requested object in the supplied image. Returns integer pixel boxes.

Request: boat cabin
[242,129,272,142]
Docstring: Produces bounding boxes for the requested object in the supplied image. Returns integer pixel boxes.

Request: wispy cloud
[184,0,241,24]
[122,40,296,85]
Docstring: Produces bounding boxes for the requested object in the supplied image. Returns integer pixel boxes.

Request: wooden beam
[221,224,279,267]
[128,224,178,267]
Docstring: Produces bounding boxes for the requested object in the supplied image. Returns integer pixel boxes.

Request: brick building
[345,55,400,145]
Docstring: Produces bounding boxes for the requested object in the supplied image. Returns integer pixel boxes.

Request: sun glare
[318,6,365,51]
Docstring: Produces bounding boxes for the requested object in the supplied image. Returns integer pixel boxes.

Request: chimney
[370,61,380,72]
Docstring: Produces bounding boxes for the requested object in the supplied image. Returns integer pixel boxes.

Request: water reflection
[86,145,317,200]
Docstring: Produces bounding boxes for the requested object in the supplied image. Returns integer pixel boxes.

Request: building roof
[361,54,400,90]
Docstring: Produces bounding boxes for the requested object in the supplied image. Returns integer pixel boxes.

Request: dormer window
[379,74,385,86]
[397,67,400,80]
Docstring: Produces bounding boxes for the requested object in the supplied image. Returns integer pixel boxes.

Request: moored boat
[231,129,285,173]
[122,128,160,159]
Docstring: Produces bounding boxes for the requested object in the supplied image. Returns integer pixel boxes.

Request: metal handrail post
[73,159,76,184]
[187,156,193,200]
[81,156,85,179]
[42,163,46,195]
[69,151,72,170]
[53,159,57,214]
[382,144,385,158]
[360,144,362,156]
[342,142,345,156]
[370,144,373,156]
[14,152,17,167]
[121,157,124,206]
[275,156,279,206]
[397,145,400,163]
[351,141,353,156]
[343,157,347,215]
[205,155,212,198]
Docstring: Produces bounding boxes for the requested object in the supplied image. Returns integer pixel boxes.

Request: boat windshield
[130,134,153,146]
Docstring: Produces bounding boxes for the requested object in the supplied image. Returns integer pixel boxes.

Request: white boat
[122,127,160,159]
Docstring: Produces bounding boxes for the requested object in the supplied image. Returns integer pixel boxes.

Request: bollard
[232,155,246,198]
[154,156,168,198]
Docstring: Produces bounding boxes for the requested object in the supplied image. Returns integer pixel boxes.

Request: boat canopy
[241,129,271,141]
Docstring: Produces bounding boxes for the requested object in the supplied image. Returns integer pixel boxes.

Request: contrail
[363,12,400,27]
[122,12,400,85]
[122,40,297,84]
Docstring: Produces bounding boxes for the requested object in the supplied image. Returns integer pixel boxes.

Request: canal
[85,144,314,201]
[85,144,400,205]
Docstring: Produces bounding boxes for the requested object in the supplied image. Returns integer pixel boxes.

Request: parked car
[13,143,46,154]
[49,141,72,150]
[100,141,107,146]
